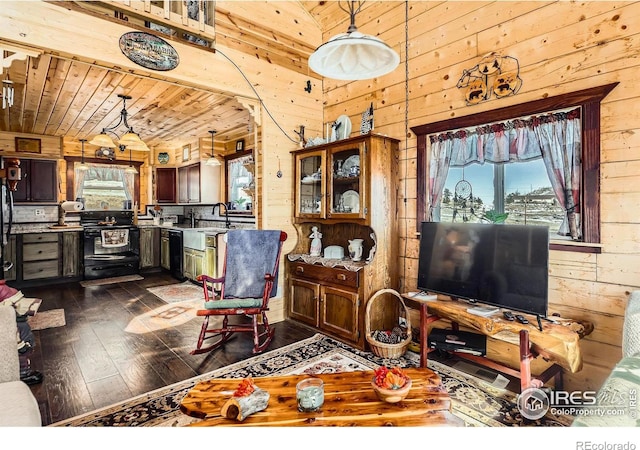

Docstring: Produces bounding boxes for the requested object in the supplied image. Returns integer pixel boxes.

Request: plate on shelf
[301,176,319,184]
[331,115,352,141]
[341,190,360,213]
[342,155,360,176]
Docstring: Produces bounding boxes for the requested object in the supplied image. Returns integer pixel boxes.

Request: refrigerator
[0,182,15,280]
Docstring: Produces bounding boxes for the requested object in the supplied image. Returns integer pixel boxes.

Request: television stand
[401,294,594,392]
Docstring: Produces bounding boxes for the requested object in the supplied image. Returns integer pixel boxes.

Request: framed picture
[15,137,42,154]
[182,144,191,162]
[235,139,245,152]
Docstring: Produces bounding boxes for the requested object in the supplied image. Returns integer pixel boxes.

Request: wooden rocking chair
[190,229,287,355]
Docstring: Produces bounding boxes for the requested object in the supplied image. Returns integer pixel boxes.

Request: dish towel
[223,230,282,299]
[100,228,129,248]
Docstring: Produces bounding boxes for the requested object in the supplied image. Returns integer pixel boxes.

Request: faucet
[212,202,231,229]
[189,208,195,228]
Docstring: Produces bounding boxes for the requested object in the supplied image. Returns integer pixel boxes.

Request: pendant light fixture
[89,94,150,151]
[308,1,400,80]
[124,146,138,174]
[77,139,89,171]
[205,130,221,166]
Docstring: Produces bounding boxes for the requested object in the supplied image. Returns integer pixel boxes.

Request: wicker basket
[365,289,412,358]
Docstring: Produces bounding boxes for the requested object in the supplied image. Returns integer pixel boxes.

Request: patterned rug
[28,309,66,331]
[146,281,204,304]
[51,334,572,427]
[80,274,144,287]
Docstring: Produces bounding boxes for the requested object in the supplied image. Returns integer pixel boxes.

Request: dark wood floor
[21,272,316,426]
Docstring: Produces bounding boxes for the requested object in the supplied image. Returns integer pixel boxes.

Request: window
[412,83,618,252]
[225,150,254,214]
[440,159,565,234]
[65,157,141,209]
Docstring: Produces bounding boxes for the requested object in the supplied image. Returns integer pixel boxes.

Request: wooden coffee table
[180,367,463,426]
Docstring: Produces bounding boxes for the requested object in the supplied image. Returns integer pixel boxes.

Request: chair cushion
[204,298,263,309]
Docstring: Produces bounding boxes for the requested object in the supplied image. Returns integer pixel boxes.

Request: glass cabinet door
[328,142,365,219]
[295,150,325,218]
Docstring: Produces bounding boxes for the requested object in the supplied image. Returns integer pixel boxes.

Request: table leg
[420,303,428,368]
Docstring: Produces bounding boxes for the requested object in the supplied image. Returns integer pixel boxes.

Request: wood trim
[412,83,619,245]
[64,156,141,205]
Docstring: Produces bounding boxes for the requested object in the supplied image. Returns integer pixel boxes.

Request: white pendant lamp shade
[206,129,221,166]
[309,31,400,80]
[124,138,150,152]
[89,132,117,148]
[119,131,143,145]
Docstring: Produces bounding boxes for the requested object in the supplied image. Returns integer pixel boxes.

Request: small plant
[482,210,509,223]
[373,366,409,390]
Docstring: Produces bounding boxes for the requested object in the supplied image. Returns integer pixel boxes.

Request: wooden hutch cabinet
[287,134,399,350]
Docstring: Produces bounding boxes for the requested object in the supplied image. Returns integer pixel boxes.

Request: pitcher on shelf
[348,239,363,262]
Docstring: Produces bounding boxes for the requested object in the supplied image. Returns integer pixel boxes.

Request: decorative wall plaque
[119,32,179,71]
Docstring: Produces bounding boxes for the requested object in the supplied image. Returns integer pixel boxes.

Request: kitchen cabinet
[178,163,200,203]
[156,168,176,203]
[160,228,170,270]
[139,227,160,269]
[13,159,57,203]
[178,162,221,204]
[62,231,82,277]
[287,134,399,350]
[21,233,60,280]
[183,247,205,281]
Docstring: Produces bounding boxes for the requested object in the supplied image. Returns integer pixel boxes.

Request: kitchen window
[65,157,141,209]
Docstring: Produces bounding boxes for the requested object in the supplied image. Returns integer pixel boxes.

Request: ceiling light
[308,1,399,80]
[89,94,150,151]
[77,139,89,171]
[205,130,221,166]
[124,147,138,174]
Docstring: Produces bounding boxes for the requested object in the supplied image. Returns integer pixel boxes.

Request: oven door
[83,227,140,279]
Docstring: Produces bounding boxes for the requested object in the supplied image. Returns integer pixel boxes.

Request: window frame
[64,156,142,207]
[412,83,618,253]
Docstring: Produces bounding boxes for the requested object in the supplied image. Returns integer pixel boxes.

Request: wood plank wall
[320,1,640,393]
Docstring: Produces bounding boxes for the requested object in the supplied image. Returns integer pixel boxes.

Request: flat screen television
[417,222,549,317]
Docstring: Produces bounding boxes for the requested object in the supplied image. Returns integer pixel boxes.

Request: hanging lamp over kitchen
[205,130,221,166]
[308,1,400,80]
[124,146,137,174]
[77,139,89,171]
[89,94,150,151]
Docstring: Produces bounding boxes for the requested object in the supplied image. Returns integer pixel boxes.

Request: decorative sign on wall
[456,52,522,105]
[119,32,179,71]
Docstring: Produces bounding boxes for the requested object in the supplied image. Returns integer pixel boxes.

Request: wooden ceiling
[0,1,352,152]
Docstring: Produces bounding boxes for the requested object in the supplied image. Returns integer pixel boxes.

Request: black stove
[80,210,140,280]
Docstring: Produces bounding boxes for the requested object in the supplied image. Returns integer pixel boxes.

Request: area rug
[51,334,572,427]
[124,299,204,334]
[80,274,144,287]
[146,281,204,304]
[28,309,66,331]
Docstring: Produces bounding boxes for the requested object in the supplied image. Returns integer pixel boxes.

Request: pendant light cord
[215,48,299,144]
[401,0,410,293]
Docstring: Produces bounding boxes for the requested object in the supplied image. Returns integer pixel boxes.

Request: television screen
[417,222,549,317]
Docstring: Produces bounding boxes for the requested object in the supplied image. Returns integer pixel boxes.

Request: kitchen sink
[182,228,228,250]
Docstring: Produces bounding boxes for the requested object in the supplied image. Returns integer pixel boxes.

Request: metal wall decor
[456,52,522,105]
[119,32,179,71]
